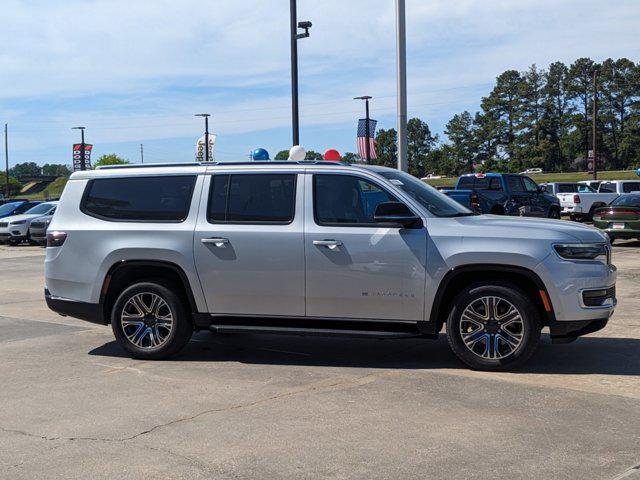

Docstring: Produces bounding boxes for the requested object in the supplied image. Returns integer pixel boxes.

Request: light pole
[72,127,86,171]
[395,0,408,172]
[354,96,372,164]
[195,114,211,162]
[4,124,9,198]
[290,0,312,146]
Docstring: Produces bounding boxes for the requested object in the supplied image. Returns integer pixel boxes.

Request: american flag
[356,118,377,160]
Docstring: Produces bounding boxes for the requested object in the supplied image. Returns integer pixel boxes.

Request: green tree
[445,111,477,171]
[567,57,598,163]
[541,61,572,171]
[341,152,359,164]
[42,163,72,177]
[373,128,397,168]
[304,150,324,161]
[0,173,22,197]
[274,150,289,160]
[407,118,437,177]
[10,162,41,178]
[93,154,130,167]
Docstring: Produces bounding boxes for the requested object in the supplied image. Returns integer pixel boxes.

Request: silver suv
[44,162,616,370]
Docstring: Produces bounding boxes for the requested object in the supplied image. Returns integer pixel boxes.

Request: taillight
[470,193,480,209]
[46,231,67,247]
[573,194,581,204]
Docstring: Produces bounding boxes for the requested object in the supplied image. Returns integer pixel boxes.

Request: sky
[1,0,639,167]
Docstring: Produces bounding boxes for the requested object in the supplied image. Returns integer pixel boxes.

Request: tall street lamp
[354,96,372,164]
[71,126,86,171]
[290,0,312,146]
[195,113,211,162]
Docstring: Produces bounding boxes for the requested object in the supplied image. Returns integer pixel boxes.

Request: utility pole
[354,96,373,164]
[592,69,598,180]
[4,124,9,198]
[72,126,86,171]
[395,0,408,172]
[140,144,144,163]
[289,0,312,146]
[195,114,211,162]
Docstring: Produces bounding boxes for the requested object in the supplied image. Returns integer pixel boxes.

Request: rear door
[194,171,305,316]
[303,172,427,321]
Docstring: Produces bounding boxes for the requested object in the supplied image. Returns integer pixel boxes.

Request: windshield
[378,170,473,217]
[24,203,53,215]
[611,195,640,207]
[0,202,21,216]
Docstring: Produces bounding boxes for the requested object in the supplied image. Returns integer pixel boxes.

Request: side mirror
[373,202,423,228]
[538,185,546,193]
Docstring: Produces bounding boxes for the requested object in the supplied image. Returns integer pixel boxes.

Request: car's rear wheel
[111,281,193,360]
[446,283,541,371]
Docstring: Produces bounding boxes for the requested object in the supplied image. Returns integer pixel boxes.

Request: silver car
[44,162,616,371]
[0,201,57,245]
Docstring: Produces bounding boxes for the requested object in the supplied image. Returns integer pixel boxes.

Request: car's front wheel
[446,283,541,371]
[111,282,193,359]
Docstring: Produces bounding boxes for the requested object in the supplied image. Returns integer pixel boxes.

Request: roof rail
[95,160,346,170]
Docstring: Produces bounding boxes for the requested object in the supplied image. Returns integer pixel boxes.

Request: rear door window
[506,176,524,192]
[599,182,616,193]
[558,184,578,193]
[82,175,196,222]
[207,174,296,224]
[622,182,640,193]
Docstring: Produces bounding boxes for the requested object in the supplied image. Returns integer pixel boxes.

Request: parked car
[0,201,57,245]
[44,162,615,371]
[597,180,640,194]
[540,182,618,221]
[442,173,561,218]
[592,194,640,243]
[0,200,42,219]
[520,168,543,175]
[29,217,53,245]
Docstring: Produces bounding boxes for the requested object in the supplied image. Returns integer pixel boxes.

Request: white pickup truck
[596,180,640,194]
[541,182,618,221]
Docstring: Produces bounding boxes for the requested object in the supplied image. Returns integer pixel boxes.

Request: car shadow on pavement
[89,332,640,376]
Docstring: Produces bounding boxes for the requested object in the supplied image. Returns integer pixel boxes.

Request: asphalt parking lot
[0,243,639,479]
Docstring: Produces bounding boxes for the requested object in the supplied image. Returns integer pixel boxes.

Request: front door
[304,172,427,321]
[194,172,305,316]
[521,176,545,217]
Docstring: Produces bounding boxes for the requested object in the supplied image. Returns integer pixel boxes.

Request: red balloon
[323,149,341,161]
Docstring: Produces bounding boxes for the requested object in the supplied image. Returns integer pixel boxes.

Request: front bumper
[548,317,609,343]
[0,224,29,242]
[535,254,616,325]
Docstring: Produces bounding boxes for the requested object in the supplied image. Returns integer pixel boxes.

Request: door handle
[202,237,229,247]
[313,239,343,250]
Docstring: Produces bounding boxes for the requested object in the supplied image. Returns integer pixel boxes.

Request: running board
[204,316,437,339]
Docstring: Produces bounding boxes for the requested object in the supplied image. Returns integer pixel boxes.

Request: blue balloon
[252,148,270,161]
[637,168,640,177]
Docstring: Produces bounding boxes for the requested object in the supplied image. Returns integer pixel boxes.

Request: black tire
[111,281,193,360]
[547,208,561,219]
[446,282,541,371]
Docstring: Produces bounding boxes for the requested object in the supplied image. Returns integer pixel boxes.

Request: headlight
[10,220,26,225]
[554,243,610,263]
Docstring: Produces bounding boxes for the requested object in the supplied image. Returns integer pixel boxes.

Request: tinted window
[207,174,296,224]
[15,202,39,214]
[507,176,524,192]
[611,195,640,207]
[457,177,475,189]
[314,174,396,225]
[577,185,595,193]
[623,182,640,193]
[599,183,616,193]
[522,177,538,193]
[83,176,196,221]
[24,203,55,215]
[488,177,503,191]
[558,184,578,193]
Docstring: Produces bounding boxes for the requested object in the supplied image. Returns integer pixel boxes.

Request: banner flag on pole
[195,134,216,162]
[356,119,377,160]
[72,144,92,171]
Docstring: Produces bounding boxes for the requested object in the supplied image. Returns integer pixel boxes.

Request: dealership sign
[195,134,216,162]
[72,144,93,171]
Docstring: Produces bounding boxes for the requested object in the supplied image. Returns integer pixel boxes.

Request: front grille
[0,222,7,228]
[582,286,616,307]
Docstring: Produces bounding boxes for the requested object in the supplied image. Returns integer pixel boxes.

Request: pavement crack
[0,372,387,444]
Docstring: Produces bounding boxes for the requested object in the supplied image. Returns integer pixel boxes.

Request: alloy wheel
[459,296,524,360]
[120,292,174,349]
